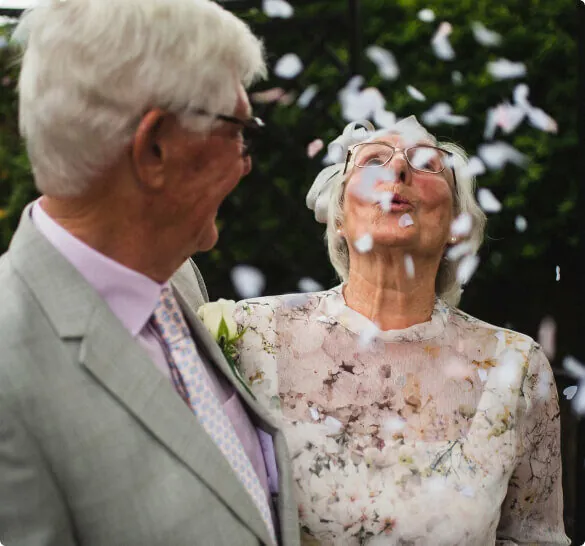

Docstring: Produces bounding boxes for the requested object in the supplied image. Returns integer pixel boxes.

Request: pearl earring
[450,236,457,244]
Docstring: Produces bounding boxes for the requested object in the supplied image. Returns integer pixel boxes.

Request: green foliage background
[0,0,580,536]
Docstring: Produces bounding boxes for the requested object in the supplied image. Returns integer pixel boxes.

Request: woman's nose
[389,150,411,184]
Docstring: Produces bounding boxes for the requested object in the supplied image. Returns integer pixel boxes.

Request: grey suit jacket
[0,207,300,546]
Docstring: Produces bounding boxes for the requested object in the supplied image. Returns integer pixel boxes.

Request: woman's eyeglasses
[344,142,457,188]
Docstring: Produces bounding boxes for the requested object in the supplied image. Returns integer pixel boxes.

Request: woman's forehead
[363,131,436,148]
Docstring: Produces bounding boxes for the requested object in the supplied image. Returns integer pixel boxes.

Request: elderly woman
[226,117,569,545]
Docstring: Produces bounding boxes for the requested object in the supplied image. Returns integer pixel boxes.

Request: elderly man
[0,1,300,545]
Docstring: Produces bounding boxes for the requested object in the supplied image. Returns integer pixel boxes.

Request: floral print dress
[233,286,570,546]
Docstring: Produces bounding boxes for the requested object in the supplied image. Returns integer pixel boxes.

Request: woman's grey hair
[13,0,266,197]
[324,123,487,307]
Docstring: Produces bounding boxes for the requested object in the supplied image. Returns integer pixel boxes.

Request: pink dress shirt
[31,200,277,501]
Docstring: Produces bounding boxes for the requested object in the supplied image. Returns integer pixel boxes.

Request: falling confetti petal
[359,321,380,348]
[274,53,303,79]
[564,386,578,401]
[478,141,528,170]
[563,356,585,380]
[398,213,414,228]
[515,215,527,232]
[451,212,472,237]
[461,156,486,178]
[378,192,393,212]
[460,486,475,498]
[355,234,373,253]
[526,107,558,133]
[451,71,463,85]
[446,241,475,261]
[457,254,479,284]
[297,84,318,108]
[404,254,415,279]
[555,266,560,281]
[231,265,266,298]
[406,85,426,102]
[471,21,502,47]
[487,58,527,80]
[323,416,343,434]
[366,45,400,80]
[537,316,556,359]
[298,277,324,292]
[431,22,455,61]
[421,102,468,126]
[355,166,395,203]
[309,406,320,421]
[373,109,397,128]
[307,139,324,158]
[262,0,294,18]
[383,416,407,433]
[477,188,502,213]
[340,84,386,122]
[418,8,435,22]
[477,369,488,382]
[513,83,530,109]
[251,87,286,104]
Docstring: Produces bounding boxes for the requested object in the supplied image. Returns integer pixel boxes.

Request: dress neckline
[317,284,450,342]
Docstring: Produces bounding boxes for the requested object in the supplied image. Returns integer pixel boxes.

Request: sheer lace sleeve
[496,345,570,545]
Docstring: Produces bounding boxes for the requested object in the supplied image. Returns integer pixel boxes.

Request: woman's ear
[132,109,167,191]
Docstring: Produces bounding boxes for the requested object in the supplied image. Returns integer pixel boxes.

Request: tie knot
[151,286,190,344]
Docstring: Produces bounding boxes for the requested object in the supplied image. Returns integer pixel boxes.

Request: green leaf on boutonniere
[218,337,256,401]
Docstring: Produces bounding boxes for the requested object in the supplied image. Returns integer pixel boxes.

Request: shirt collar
[31,199,166,337]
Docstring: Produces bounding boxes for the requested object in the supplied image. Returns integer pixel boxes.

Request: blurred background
[0,0,582,541]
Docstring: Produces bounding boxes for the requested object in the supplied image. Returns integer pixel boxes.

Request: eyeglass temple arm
[343,150,352,175]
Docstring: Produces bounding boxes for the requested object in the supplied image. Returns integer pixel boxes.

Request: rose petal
[307,139,324,158]
[537,316,556,360]
[457,254,479,284]
[398,213,414,228]
[404,254,415,279]
[274,53,303,79]
[231,265,266,298]
[297,84,318,108]
[487,58,527,80]
[471,21,502,47]
[564,386,578,401]
[366,45,400,80]
[298,277,324,293]
[477,188,502,213]
[262,0,294,18]
[354,234,373,253]
[451,212,472,237]
[406,85,426,102]
[514,215,527,232]
[478,141,528,170]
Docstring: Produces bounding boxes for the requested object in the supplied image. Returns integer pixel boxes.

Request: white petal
[460,486,476,498]
[483,108,498,140]
[421,102,452,126]
[431,22,455,61]
[477,368,488,382]
[409,147,437,170]
[373,109,397,129]
[513,83,530,109]
[572,383,585,415]
[323,416,343,434]
[451,212,472,237]
[251,87,286,104]
[417,8,435,22]
[477,188,502,213]
[461,156,486,178]
[200,302,222,339]
[514,215,527,232]
[383,416,406,433]
[406,85,426,102]
[536,316,556,360]
[471,21,502,47]
[307,139,324,158]
[487,58,527,80]
[359,321,380,348]
[496,103,526,134]
[262,0,294,18]
[298,277,324,293]
[563,386,578,401]
[354,234,373,253]
[378,191,393,212]
[309,407,320,421]
[297,84,318,108]
[562,356,585,380]
[274,53,303,79]
[443,114,469,125]
[527,106,558,133]
[231,265,266,298]
[478,141,528,170]
[398,213,414,228]
[457,254,479,284]
[555,266,560,282]
[366,45,399,80]
[446,241,474,261]
[404,254,415,279]
[451,71,463,85]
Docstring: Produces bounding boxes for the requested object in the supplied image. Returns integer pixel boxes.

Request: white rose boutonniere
[197,299,254,399]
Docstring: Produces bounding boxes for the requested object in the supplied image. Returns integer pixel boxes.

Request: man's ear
[132,109,168,191]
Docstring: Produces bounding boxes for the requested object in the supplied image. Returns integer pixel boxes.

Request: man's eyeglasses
[343,142,457,188]
[192,108,265,157]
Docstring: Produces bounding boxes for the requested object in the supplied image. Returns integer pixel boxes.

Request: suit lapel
[9,206,274,546]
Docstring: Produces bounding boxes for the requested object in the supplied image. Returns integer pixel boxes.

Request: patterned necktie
[151,287,276,545]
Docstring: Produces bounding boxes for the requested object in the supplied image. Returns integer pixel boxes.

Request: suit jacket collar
[9,205,277,545]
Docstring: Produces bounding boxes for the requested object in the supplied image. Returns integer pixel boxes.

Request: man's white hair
[13,0,267,197]
[325,126,486,307]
